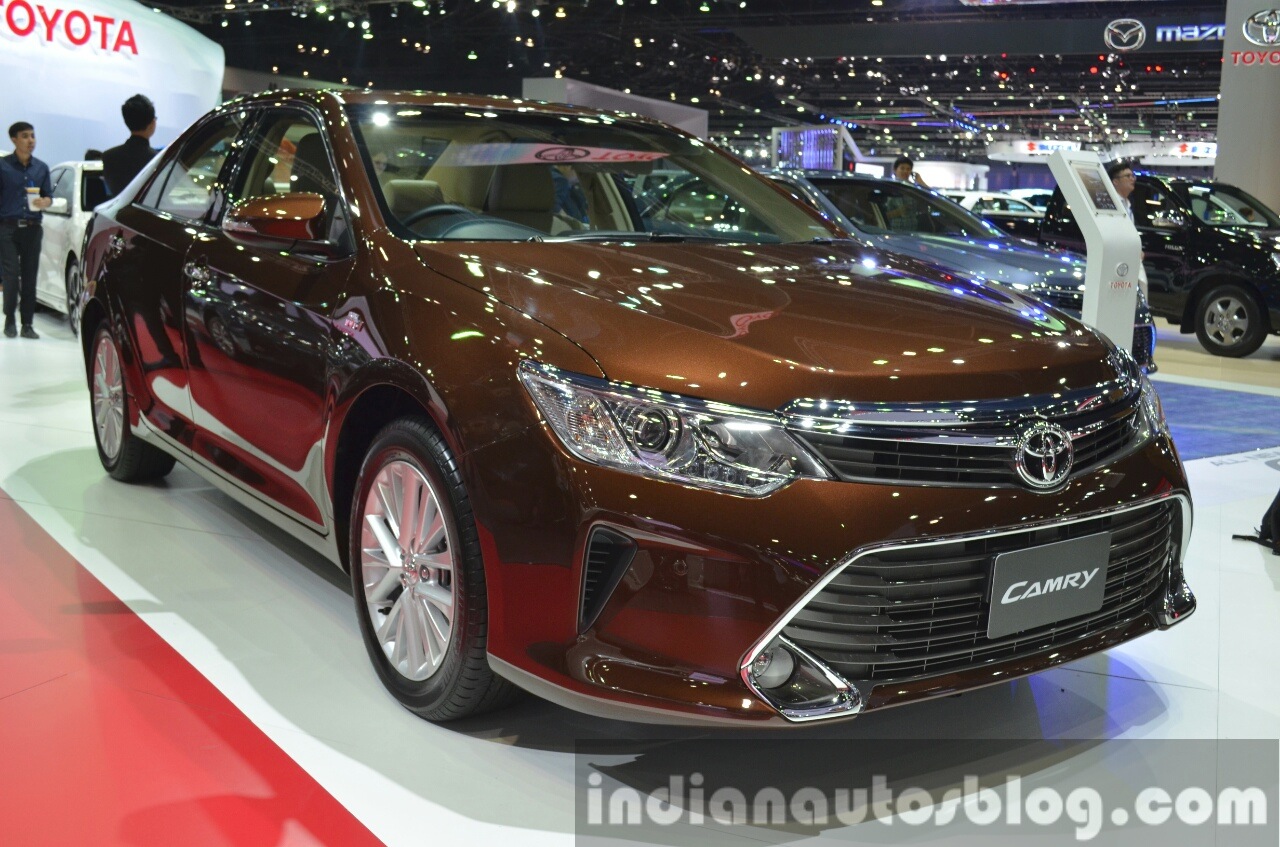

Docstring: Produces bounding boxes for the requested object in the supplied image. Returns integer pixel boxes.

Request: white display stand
[1047,151,1143,355]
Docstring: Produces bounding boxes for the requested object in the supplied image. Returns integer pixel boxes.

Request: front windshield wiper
[545,231,734,243]
[797,236,862,246]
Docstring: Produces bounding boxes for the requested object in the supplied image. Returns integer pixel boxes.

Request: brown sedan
[79,89,1194,726]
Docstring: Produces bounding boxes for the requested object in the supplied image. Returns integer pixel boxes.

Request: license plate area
[986,532,1112,640]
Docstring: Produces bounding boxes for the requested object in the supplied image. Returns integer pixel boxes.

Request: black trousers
[0,224,42,327]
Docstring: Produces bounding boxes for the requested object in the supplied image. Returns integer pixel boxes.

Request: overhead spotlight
[555,5,566,15]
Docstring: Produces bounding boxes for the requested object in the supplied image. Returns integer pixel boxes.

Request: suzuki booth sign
[0,0,222,169]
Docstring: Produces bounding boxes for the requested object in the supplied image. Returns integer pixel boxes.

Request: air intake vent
[579,527,637,632]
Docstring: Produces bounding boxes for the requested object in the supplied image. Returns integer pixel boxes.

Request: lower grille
[783,500,1175,683]
[579,527,636,631]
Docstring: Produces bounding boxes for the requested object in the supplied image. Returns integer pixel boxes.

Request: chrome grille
[783,500,1175,682]
[793,390,1142,488]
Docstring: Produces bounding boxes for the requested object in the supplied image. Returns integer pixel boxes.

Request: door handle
[183,261,211,284]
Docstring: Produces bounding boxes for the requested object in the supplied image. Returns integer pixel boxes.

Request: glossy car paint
[1040,174,1280,352]
[765,169,1157,366]
[79,90,1194,725]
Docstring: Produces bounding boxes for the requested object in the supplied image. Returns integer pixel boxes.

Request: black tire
[1194,283,1267,358]
[349,417,517,721]
[65,259,82,338]
[89,324,177,483]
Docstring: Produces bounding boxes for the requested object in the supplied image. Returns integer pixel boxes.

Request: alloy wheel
[1202,293,1250,349]
[359,459,456,681]
[92,333,125,462]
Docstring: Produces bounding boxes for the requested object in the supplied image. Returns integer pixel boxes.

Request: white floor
[3,310,1280,845]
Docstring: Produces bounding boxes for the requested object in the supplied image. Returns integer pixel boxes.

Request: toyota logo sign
[1244,9,1280,46]
[1104,18,1147,52]
[1015,420,1074,490]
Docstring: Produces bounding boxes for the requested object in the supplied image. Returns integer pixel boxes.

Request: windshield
[806,177,1002,239]
[1181,183,1280,229]
[348,104,835,243]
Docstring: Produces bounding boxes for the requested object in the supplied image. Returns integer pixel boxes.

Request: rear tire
[1194,283,1266,358]
[65,260,83,338]
[89,324,176,482]
[349,417,517,721]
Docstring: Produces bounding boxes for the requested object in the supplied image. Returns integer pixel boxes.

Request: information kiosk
[1047,151,1144,356]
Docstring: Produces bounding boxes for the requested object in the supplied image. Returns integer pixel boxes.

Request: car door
[36,165,75,311]
[183,107,355,531]
[1132,179,1193,319]
[103,114,247,447]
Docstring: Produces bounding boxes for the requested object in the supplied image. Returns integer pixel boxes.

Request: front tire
[1194,283,1266,357]
[349,417,516,721]
[89,324,176,482]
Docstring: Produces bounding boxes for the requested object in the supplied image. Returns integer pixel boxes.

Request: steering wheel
[401,204,476,228]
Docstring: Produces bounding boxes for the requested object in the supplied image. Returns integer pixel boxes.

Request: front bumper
[468,427,1193,726]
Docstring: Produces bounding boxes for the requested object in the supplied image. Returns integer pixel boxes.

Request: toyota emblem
[1244,9,1280,46]
[1015,420,1074,490]
[1104,18,1147,52]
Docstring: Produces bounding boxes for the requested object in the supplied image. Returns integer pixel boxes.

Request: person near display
[1107,159,1136,220]
[0,122,52,339]
[892,155,930,190]
[102,94,159,198]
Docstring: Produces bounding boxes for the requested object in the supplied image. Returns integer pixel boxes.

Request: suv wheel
[1194,283,1267,358]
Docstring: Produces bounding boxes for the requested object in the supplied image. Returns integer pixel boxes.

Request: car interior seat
[382,179,445,220]
[291,133,333,196]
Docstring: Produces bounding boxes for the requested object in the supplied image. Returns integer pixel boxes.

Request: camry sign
[1103,18,1146,52]
[0,0,137,53]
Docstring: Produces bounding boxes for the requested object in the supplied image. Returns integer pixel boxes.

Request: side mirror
[222,192,338,254]
[47,197,69,213]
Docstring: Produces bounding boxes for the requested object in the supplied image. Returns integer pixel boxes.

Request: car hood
[414,241,1123,411]
[873,232,1086,293]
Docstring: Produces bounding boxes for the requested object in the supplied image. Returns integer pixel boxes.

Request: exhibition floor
[1,312,1279,846]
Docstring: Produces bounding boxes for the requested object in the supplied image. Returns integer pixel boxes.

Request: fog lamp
[749,644,796,689]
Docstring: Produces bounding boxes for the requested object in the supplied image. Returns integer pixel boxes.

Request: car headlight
[1136,374,1168,442]
[518,361,831,496]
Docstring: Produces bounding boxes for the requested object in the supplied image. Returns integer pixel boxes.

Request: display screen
[1072,162,1119,212]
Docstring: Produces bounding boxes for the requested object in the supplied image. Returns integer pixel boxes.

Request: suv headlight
[518,361,831,496]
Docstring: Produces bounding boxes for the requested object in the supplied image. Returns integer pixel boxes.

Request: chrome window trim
[739,492,1190,722]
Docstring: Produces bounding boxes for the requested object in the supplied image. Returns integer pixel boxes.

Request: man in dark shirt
[102,94,159,198]
[0,122,53,339]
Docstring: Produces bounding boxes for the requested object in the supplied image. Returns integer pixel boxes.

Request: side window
[82,172,110,211]
[233,111,339,204]
[151,115,244,221]
[49,168,73,215]
[1132,184,1182,230]
[228,110,345,244]
[1040,190,1084,242]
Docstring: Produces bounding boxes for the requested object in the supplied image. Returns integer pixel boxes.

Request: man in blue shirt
[0,122,53,339]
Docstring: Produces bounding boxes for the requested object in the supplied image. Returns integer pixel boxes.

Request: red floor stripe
[0,497,386,847]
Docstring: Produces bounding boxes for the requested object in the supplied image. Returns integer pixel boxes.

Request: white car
[36,160,110,330]
[942,190,1044,239]
[1007,187,1055,211]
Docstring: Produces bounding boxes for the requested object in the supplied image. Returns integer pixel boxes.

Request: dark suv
[1040,175,1280,357]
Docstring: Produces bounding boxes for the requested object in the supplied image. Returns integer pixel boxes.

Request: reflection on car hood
[874,232,1086,293]
[414,241,1122,410]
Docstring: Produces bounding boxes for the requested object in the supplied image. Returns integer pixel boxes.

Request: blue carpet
[1153,381,1280,461]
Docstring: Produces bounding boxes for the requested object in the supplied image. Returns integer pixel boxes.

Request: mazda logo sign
[1104,18,1147,52]
[1244,9,1280,46]
[1015,420,1074,490]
